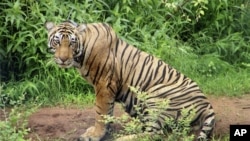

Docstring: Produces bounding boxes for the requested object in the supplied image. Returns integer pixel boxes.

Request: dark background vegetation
[1,0,250,106]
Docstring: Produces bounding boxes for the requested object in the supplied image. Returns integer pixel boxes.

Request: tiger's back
[45,21,215,141]
[111,38,214,137]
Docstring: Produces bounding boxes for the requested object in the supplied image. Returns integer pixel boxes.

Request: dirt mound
[27,95,250,141]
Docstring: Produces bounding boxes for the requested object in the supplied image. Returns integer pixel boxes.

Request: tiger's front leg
[78,86,115,141]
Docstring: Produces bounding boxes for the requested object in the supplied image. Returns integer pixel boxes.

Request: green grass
[55,90,95,108]
[141,39,250,96]
[198,69,250,96]
[1,0,250,98]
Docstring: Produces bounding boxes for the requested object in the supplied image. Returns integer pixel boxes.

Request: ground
[25,95,250,141]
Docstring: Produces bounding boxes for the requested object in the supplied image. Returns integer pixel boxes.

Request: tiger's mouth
[54,58,74,68]
[58,63,73,68]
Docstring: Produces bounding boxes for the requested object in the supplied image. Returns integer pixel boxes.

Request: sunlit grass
[56,91,95,108]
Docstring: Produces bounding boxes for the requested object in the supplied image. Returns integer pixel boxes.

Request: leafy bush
[0,0,46,81]
[0,86,37,141]
[1,0,249,81]
[190,0,250,65]
[0,107,33,141]
[102,87,195,141]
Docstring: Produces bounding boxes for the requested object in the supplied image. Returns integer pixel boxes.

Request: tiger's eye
[53,36,60,44]
[71,37,77,43]
[55,40,60,44]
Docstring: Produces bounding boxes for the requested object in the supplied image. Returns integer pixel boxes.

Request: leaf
[200,10,204,15]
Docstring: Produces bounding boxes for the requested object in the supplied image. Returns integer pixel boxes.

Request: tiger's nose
[59,56,68,62]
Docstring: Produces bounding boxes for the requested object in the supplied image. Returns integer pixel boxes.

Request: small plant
[102,86,195,141]
[0,107,32,141]
[163,107,195,141]
[0,85,38,141]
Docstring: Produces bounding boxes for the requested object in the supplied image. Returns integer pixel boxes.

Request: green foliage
[190,0,250,65]
[0,0,250,105]
[0,0,46,81]
[60,90,95,108]
[102,87,195,141]
[0,87,37,141]
[1,63,92,106]
[198,69,250,96]
[0,107,33,141]
[163,108,195,141]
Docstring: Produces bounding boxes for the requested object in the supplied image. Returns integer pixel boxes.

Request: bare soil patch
[26,95,250,141]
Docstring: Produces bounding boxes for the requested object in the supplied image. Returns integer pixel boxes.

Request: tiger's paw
[77,126,106,141]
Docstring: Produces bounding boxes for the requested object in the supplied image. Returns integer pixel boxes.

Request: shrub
[102,87,195,141]
[0,85,37,141]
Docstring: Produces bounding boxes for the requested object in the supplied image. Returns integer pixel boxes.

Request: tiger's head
[45,21,86,68]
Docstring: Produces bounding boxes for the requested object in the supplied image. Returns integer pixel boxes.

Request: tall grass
[0,0,250,107]
[1,61,92,106]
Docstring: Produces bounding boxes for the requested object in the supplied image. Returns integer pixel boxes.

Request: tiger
[45,20,215,141]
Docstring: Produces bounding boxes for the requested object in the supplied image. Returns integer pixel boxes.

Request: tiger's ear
[45,22,55,31]
[77,24,86,33]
